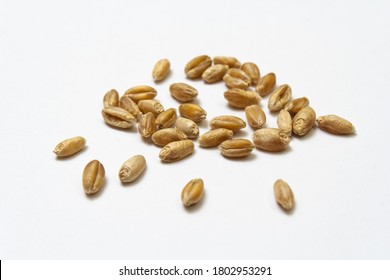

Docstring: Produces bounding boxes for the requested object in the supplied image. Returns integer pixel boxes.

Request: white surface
[1,0,390,259]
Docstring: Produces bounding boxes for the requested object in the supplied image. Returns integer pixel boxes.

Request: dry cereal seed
[198,128,233,148]
[152,58,170,82]
[53,136,86,157]
[284,97,310,116]
[119,155,147,183]
[159,140,195,162]
[277,109,292,136]
[151,128,187,147]
[224,88,260,108]
[169,83,198,103]
[184,55,212,79]
[178,103,207,123]
[219,139,254,157]
[138,100,165,117]
[82,160,105,195]
[245,105,266,129]
[273,179,294,211]
[124,85,157,103]
[241,62,260,85]
[292,106,316,136]
[223,68,251,90]
[256,72,276,97]
[316,115,355,135]
[213,56,241,68]
[102,106,136,128]
[201,64,229,83]
[103,89,119,108]
[181,178,204,207]
[268,84,292,112]
[175,117,200,139]
[119,95,142,120]
[156,108,177,129]
[138,112,157,138]
[210,115,246,132]
[253,128,290,152]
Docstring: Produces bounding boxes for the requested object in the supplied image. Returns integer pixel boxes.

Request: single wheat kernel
[224,88,260,108]
[273,179,294,211]
[219,139,254,157]
[101,107,136,128]
[252,128,290,152]
[152,58,170,82]
[316,115,355,135]
[198,128,233,148]
[202,64,229,83]
[178,103,207,123]
[169,83,198,102]
[119,155,147,183]
[241,62,260,85]
[184,55,212,79]
[175,117,199,139]
[292,106,316,136]
[245,105,266,129]
[181,178,204,207]
[151,128,187,147]
[138,112,157,138]
[53,136,86,157]
[159,140,195,162]
[223,68,251,90]
[103,89,119,108]
[82,160,105,195]
[255,72,276,97]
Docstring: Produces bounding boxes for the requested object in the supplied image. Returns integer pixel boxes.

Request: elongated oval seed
[178,103,207,123]
[82,160,105,195]
[241,62,260,85]
[138,100,165,117]
[277,109,292,136]
[245,105,266,129]
[124,85,157,103]
[284,97,309,115]
[138,112,157,138]
[169,83,198,102]
[159,140,195,162]
[125,85,157,95]
[268,84,292,112]
[273,179,294,211]
[316,115,355,135]
[213,56,241,68]
[119,155,146,183]
[210,115,246,132]
[184,55,212,79]
[156,108,177,129]
[151,128,187,147]
[224,88,260,108]
[175,117,199,139]
[101,107,136,128]
[198,128,233,147]
[223,68,251,89]
[119,95,142,120]
[256,72,276,97]
[219,139,254,157]
[152,58,170,82]
[181,178,204,207]
[103,89,119,108]
[292,106,316,136]
[202,64,229,83]
[53,136,86,157]
[253,128,290,152]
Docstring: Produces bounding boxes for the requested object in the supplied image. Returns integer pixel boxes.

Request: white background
[1,0,389,259]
